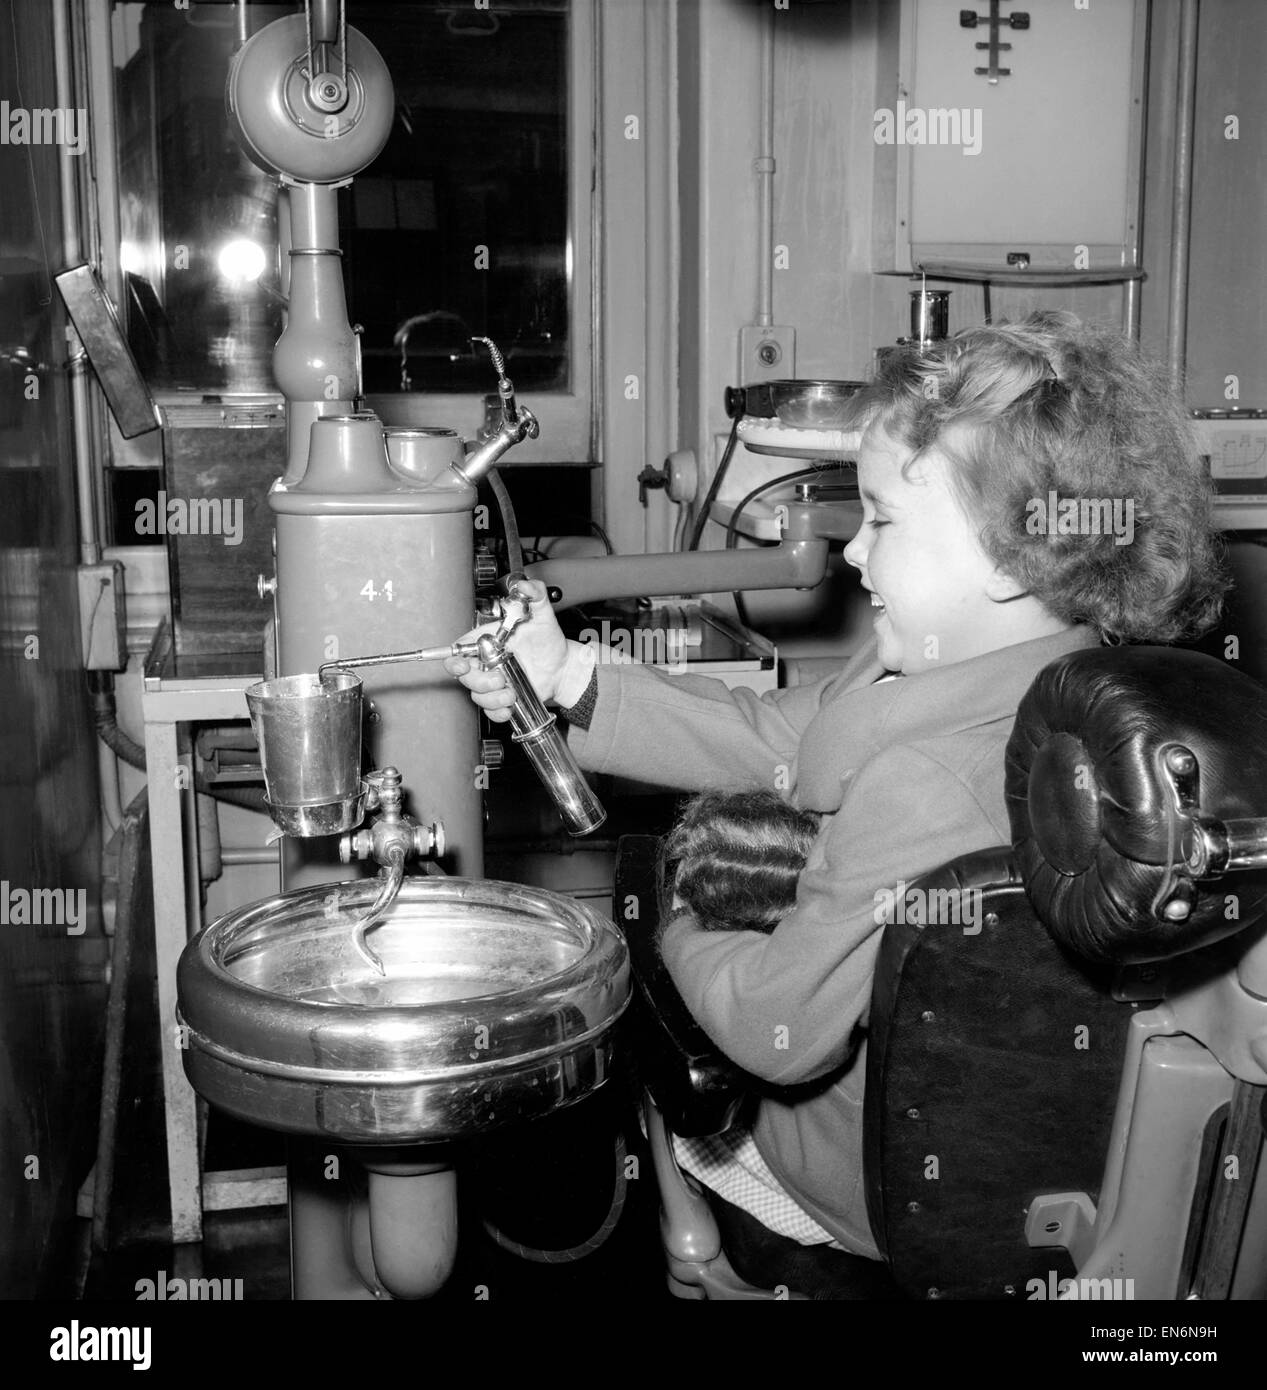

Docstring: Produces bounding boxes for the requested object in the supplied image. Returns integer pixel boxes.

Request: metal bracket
[1025,1191,1098,1269]
[960,2,1031,84]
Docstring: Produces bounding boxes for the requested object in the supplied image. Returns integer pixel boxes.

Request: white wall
[663,0,1143,659]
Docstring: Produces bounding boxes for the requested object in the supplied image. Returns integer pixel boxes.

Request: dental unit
[171,0,871,1299]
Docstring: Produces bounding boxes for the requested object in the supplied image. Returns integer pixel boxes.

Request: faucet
[386,325,538,474]
[454,336,540,482]
[339,766,444,975]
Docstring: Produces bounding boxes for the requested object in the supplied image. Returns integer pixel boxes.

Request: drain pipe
[57,0,125,847]
[1166,0,1200,393]
[98,743,123,838]
[53,0,101,567]
[754,5,775,330]
[353,1154,459,1300]
[1123,6,1151,341]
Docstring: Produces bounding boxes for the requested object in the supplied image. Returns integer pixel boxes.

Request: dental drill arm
[523,540,830,612]
[519,496,856,609]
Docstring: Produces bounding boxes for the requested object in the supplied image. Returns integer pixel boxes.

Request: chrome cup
[909,288,951,345]
[245,670,367,836]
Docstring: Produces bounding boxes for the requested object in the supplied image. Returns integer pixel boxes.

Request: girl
[446,311,1227,1261]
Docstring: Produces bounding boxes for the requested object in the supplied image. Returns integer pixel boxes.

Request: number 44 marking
[360,580,395,602]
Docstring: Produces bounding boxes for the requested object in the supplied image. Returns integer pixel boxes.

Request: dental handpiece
[316,591,606,837]
[475,635,606,837]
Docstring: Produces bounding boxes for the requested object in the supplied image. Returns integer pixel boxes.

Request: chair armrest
[615,835,757,1137]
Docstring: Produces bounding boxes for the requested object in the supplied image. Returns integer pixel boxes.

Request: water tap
[454,337,539,483]
[340,766,444,865]
[338,767,444,975]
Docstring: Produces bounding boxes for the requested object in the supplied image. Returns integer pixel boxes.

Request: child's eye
[869,516,889,529]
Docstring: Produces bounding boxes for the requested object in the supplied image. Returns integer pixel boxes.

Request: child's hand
[443,579,587,722]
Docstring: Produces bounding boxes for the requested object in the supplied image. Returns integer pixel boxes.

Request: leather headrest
[1006,646,1267,963]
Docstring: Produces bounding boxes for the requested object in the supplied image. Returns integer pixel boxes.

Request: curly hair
[846,311,1228,644]
[657,790,822,934]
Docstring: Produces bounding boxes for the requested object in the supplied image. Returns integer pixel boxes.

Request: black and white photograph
[0,0,1263,1365]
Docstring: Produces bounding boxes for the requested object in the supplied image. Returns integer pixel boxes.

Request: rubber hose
[480,1134,628,1264]
[487,465,525,574]
[95,714,147,771]
[90,677,268,812]
[687,415,741,551]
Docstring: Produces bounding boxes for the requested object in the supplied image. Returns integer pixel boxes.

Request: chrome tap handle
[489,584,534,645]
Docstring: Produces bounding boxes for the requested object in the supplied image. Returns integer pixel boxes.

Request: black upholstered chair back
[863,849,1135,1300]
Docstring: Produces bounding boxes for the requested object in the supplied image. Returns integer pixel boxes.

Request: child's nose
[843,529,867,571]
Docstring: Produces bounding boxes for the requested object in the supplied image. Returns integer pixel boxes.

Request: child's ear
[984,565,1029,603]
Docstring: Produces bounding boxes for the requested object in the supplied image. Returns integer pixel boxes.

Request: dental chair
[615,645,1267,1299]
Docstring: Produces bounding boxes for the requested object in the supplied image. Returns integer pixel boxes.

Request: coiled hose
[88,671,267,813]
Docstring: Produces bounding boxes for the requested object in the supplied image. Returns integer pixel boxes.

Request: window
[105,0,594,461]
[342,1,570,396]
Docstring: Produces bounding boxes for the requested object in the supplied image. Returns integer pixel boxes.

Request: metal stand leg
[91,792,149,1253]
[144,718,203,1243]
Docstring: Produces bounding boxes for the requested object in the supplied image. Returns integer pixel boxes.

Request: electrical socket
[78,561,127,671]
[740,325,796,384]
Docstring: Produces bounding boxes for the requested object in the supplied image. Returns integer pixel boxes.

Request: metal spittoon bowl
[177,877,630,1144]
[738,379,868,429]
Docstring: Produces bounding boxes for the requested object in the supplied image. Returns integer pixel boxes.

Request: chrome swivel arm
[319,581,605,840]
